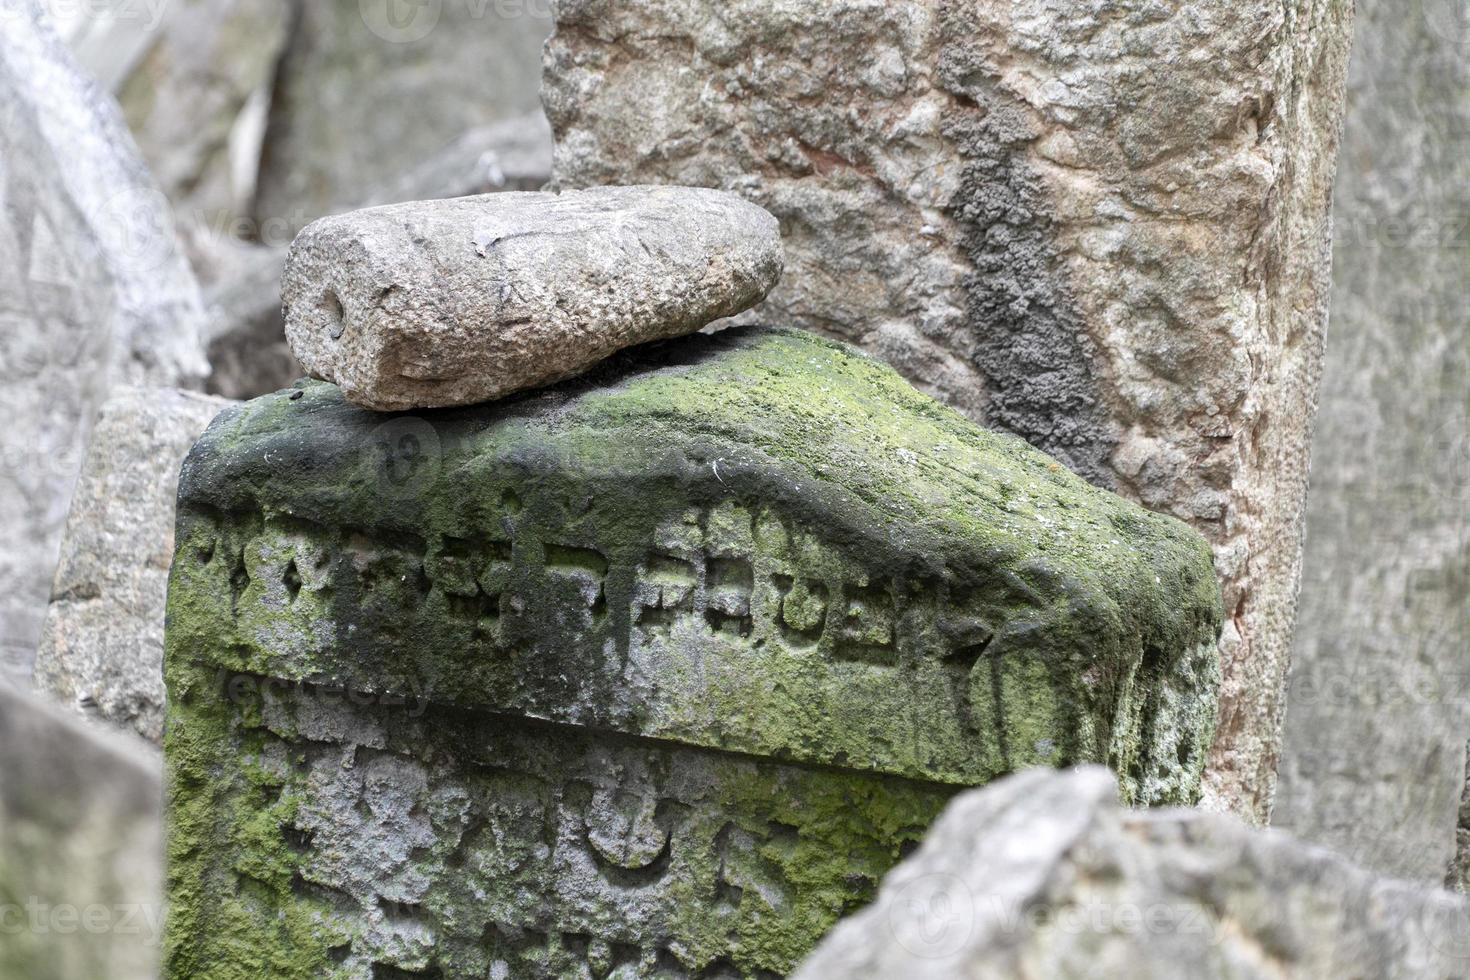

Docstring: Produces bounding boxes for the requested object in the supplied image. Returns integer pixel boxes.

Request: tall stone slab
[35,387,235,745]
[1274,0,1470,883]
[545,0,1354,823]
[0,682,163,980]
[164,328,1221,978]
[0,1,208,687]
[795,766,1470,979]
[253,0,551,233]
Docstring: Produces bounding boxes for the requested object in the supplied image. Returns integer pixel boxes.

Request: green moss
[163,326,1223,977]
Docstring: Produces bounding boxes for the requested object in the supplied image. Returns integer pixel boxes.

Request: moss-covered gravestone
[164,327,1222,979]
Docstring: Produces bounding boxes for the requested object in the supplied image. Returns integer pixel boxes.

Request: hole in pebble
[321,289,346,339]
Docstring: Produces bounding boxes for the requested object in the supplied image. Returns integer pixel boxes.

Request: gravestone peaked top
[164,328,1220,978]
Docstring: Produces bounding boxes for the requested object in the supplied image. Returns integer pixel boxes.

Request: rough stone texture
[545,0,1354,824]
[164,327,1221,977]
[0,682,164,980]
[253,0,551,233]
[34,387,235,745]
[796,765,1470,979]
[283,187,785,410]
[0,0,209,688]
[203,112,555,401]
[1452,748,1470,894]
[1271,0,1470,886]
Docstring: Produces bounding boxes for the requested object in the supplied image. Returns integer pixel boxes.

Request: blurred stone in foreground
[797,766,1470,979]
[0,682,163,980]
[34,387,235,744]
[202,112,554,401]
[0,0,208,688]
[1273,0,1470,886]
[253,0,550,232]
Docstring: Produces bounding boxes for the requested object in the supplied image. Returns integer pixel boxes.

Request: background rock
[34,388,235,745]
[99,0,290,240]
[253,0,551,234]
[1273,0,1470,884]
[0,0,208,688]
[0,682,163,980]
[796,765,1470,979]
[544,0,1354,824]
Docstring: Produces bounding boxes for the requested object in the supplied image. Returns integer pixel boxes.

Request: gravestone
[163,328,1221,978]
[1272,0,1470,885]
[35,387,235,744]
[543,0,1354,823]
[0,0,208,687]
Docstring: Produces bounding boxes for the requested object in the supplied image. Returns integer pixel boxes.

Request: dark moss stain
[936,16,1119,488]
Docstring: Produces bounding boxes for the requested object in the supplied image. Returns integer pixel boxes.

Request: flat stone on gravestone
[163,327,1221,978]
[204,112,554,402]
[282,187,784,411]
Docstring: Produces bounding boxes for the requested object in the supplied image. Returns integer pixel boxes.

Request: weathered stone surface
[253,0,550,232]
[0,682,163,980]
[0,0,209,687]
[283,187,785,410]
[1272,0,1470,886]
[164,328,1221,977]
[34,387,234,744]
[545,0,1354,823]
[1452,752,1470,894]
[796,765,1470,979]
[203,112,555,401]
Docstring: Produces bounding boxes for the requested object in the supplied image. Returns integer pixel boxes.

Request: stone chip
[282,186,785,411]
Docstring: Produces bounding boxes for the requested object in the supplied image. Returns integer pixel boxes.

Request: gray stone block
[0,0,208,687]
[35,387,235,744]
